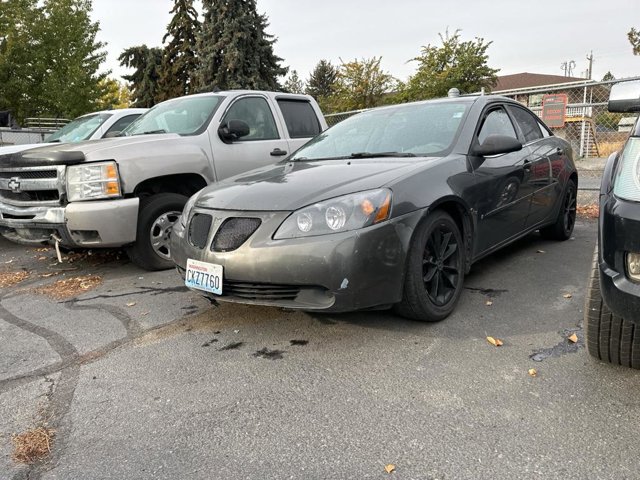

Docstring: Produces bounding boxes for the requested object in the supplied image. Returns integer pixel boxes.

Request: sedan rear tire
[540,179,576,240]
[584,247,640,369]
[395,210,465,322]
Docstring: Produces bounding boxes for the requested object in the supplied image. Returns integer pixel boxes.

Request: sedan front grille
[211,218,261,252]
[188,213,213,249]
[222,281,301,300]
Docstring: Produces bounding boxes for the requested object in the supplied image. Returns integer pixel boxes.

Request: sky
[91,0,640,86]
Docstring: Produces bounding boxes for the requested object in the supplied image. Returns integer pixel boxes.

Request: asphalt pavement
[1,219,640,480]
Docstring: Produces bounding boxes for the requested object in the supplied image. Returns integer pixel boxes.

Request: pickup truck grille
[0,166,65,207]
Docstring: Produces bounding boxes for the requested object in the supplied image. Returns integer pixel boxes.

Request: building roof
[494,73,587,92]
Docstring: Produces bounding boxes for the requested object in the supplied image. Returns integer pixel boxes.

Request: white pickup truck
[0,91,327,270]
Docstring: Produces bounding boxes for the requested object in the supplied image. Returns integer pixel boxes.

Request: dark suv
[585,80,640,368]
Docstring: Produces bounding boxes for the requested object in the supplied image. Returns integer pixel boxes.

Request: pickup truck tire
[584,247,640,369]
[126,193,188,271]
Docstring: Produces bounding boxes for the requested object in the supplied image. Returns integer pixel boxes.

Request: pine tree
[306,60,338,99]
[196,0,288,91]
[283,70,304,94]
[119,46,163,108]
[156,0,199,102]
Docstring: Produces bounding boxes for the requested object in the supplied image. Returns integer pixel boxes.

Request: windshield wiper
[135,129,167,135]
[349,151,416,158]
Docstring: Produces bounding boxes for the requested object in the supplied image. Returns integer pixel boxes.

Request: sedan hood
[196,158,434,211]
[0,134,181,167]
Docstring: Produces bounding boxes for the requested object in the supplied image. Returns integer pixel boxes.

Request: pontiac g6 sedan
[171,93,577,322]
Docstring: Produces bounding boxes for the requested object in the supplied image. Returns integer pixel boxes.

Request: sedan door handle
[270,148,288,157]
[523,159,532,171]
[556,147,564,155]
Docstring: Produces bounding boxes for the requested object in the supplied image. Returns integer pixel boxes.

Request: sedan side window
[104,114,142,137]
[222,97,279,141]
[478,108,517,144]
[508,106,543,144]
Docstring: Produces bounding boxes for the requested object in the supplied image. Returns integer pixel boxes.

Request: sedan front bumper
[171,208,425,312]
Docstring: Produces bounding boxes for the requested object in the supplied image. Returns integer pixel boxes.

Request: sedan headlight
[179,194,199,228]
[66,161,121,202]
[613,137,640,202]
[274,189,392,239]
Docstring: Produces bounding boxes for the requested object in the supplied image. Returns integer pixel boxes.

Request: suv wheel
[126,193,187,271]
[584,247,640,368]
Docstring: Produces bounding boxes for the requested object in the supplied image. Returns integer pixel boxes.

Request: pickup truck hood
[0,143,54,156]
[196,158,434,211]
[0,134,183,168]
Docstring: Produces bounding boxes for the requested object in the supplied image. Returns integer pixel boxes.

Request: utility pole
[586,51,594,79]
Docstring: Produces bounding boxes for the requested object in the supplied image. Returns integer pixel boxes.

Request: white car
[0,108,147,155]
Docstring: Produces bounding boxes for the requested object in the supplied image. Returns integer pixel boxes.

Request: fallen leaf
[536,250,546,254]
[486,336,503,347]
[38,256,47,261]
[568,333,578,343]
[384,464,396,474]
[528,368,537,377]
[485,300,493,306]
[563,293,573,299]
[126,302,136,307]
[140,311,150,317]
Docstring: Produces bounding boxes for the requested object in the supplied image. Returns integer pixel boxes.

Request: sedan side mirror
[218,120,251,143]
[471,134,522,157]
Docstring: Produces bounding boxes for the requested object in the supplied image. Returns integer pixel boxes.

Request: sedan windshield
[123,95,224,136]
[46,113,111,143]
[292,101,470,161]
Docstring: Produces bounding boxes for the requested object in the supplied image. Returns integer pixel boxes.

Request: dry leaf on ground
[568,333,578,343]
[528,368,537,377]
[536,250,546,254]
[563,293,573,299]
[577,204,599,219]
[384,464,396,474]
[486,336,503,347]
[126,302,136,307]
[35,275,102,300]
[0,271,29,288]
[485,300,493,306]
[11,427,54,464]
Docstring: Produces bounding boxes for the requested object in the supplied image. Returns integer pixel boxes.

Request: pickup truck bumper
[0,198,139,248]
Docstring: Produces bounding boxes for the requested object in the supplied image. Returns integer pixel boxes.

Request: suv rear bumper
[0,198,139,247]
[599,193,640,321]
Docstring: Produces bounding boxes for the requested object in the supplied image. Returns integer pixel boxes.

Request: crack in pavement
[72,285,188,303]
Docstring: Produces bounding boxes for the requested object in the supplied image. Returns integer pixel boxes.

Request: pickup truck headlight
[66,161,122,202]
[274,189,392,239]
[613,137,640,202]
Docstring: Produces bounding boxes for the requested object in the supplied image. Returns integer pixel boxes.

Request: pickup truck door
[209,95,291,181]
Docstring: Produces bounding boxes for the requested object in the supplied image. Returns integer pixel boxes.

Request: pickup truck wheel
[394,210,465,322]
[126,193,187,271]
[540,179,576,240]
[584,247,640,369]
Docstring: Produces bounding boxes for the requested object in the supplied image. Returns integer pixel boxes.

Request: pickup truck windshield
[291,101,470,161]
[46,113,112,143]
[124,95,224,136]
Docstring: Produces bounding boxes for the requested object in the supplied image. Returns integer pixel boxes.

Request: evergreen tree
[306,60,338,99]
[196,0,288,91]
[119,45,163,108]
[0,0,107,123]
[157,0,200,102]
[283,70,304,94]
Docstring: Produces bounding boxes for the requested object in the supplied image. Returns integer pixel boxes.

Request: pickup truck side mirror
[471,134,523,157]
[608,80,640,113]
[218,120,251,143]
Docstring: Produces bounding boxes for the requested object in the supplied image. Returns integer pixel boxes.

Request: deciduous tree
[398,30,499,102]
[329,57,395,112]
[97,78,131,110]
[628,28,640,55]
[195,0,288,91]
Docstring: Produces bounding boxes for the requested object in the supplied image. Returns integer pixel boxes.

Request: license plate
[185,258,223,295]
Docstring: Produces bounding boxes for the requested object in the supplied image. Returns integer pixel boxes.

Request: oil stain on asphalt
[530,328,584,362]
[218,342,244,351]
[254,348,285,360]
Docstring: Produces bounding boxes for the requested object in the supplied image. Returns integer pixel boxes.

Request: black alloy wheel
[540,179,577,241]
[423,224,461,306]
[395,210,465,322]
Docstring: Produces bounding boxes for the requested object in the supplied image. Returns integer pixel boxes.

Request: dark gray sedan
[171,94,577,322]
